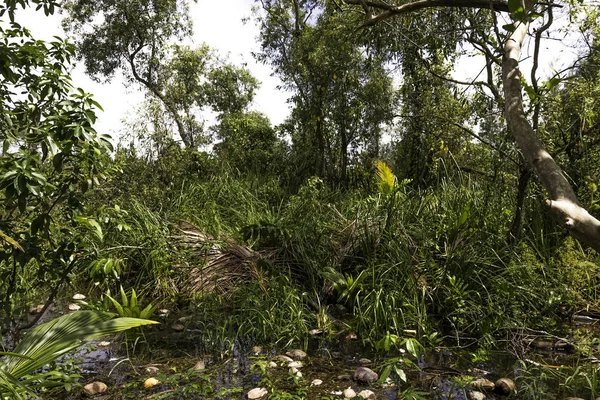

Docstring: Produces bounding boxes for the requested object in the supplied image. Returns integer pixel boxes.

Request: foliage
[0,311,157,398]
[0,0,112,332]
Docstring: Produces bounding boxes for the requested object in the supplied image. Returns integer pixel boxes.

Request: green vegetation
[1,0,600,398]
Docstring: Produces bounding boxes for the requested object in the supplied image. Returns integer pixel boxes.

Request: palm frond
[376,160,396,195]
[0,311,157,379]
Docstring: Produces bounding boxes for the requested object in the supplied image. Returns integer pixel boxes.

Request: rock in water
[468,390,487,400]
[343,387,357,398]
[274,355,293,363]
[83,381,107,395]
[357,389,376,399]
[494,378,515,395]
[248,387,268,399]
[193,360,205,370]
[144,377,160,388]
[286,349,307,360]
[471,378,495,391]
[354,367,378,384]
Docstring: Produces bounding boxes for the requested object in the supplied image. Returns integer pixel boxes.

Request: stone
[68,303,81,311]
[471,378,495,391]
[309,329,324,336]
[345,333,358,340]
[252,346,263,354]
[145,366,159,375]
[337,374,352,381]
[359,358,372,365]
[468,391,486,400]
[268,361,277,368]
[274,355,293,363]
[83,381,108,395]
[354,367,378,384]
[286,349,307,360]
[357,389,376,399]
[247,387,268,399]
[72,293,86,300]
[343,387,357,398]
[171,323,185,332]
[29,304,44,315]
[97,341,111,347]
[288,361,303,368]
[494,378,515,396]
[311,379,323,386]
[193,360,205,370]
[290,367,299,374]
[144,377,160,388]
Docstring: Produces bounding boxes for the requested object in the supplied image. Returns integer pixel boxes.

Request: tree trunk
[502,19,600,251]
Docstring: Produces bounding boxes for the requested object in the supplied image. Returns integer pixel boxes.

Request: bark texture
[502,20,600,251]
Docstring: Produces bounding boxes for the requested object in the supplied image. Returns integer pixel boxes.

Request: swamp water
[12,304,600,399]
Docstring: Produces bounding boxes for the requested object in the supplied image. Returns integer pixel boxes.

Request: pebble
[97,341,111,347]
[309,329,324,336]
[359,358,372,365]
[345,333,358,340]
[357,389,376,399]
[469,391,486,400]
[68,303,81,311]
[274,355,293,363]
[311,379,323,386]
[286,349,307,360]
[171,323,185,332]
[29,304,44,315]
[268,361,277,368]
[145,366,159,375]
[72,293,86,300]
[248,387,268,399]
[252,346,262,354]
[83,381,107,395]
[193,360,205,370]
[288,361,303,368]
[337,374,352,381]
[343,387,357,398]
[144,377,160,388]
[471,378,495,391]
[354,367,378,383]
[494,378,515,395]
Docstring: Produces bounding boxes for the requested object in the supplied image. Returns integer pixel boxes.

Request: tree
[0,0,112,333]
[255,0,397,183]
[341,0,600,251]
[62,0,257,148]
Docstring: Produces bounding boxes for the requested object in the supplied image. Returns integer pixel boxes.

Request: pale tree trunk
[502,19,600,251]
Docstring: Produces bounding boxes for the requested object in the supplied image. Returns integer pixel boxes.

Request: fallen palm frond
[173,221,276,297]
[0,311,157,398]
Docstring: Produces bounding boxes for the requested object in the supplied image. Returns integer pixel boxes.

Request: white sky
[16,1,583,143]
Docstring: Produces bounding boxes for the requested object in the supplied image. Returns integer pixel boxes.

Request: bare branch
[344,0,510,26]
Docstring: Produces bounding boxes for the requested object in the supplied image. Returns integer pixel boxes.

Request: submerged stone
[357,389,376,399]
[471,378,495,391]
[193,360,205,370]
[248,387,268,399]
[286,349,307,360]
[494,378,515,395]
[468,390,486,400]
[354,367,378,384]
[83,381,107,395]
[274,355,293,363]
[343,387,357,398]
[144,378,160,388]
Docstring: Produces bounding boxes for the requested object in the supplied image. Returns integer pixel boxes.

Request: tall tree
[255,0,396,182]
[342,0,600,251]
